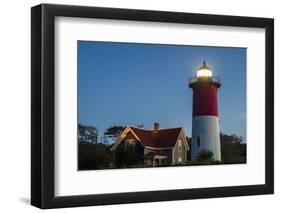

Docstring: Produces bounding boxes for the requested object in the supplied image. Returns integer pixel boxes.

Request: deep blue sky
[78,41,246,142]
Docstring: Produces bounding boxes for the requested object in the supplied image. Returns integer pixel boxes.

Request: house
[111,123,189,166]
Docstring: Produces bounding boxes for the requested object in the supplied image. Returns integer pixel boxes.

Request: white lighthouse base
[191,116,221,161]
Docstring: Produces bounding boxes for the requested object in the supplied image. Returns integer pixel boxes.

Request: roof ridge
[129,125,182,132]
[126,125,185,148]
[129,126,152,131]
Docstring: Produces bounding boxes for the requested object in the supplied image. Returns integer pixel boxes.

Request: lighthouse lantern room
[188,61,221,161]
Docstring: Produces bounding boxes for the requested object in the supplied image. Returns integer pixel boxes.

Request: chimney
[154,122,160,131]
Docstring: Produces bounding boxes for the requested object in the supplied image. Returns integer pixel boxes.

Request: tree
[104,126,126,141]
[186,136,192,160]
[220,133,246,163]
[114,142,144,167]
[78,142,112,170]
[196,150,214,161]
[78,124,98,144]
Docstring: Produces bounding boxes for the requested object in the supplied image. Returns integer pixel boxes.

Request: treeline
[78,124,125,170]
[79,142,113,170]
[220,133,246,164]
[78,123,246,170]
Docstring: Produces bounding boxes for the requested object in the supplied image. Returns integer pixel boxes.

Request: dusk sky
[78,41,246,142]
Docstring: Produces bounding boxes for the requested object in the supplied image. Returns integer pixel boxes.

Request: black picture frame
[31,3,274,209]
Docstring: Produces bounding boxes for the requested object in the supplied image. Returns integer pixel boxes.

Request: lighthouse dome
[197,61,212,78]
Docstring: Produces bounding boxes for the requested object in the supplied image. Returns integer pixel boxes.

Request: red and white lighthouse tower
[188,61,221,161]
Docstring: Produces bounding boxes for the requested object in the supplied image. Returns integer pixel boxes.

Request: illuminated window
[178,157,182,163]
[126,139,135,145]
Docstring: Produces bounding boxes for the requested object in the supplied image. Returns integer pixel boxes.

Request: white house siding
[172,135,188,164]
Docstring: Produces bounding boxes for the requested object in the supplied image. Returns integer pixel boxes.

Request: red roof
[130,127,182,148]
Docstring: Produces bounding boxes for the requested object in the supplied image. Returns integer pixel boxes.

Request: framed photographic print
[31,3,274,209]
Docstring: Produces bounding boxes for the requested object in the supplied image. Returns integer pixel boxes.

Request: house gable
[110,127,143,151]
[111,126,188,155]
[172,129,189,164]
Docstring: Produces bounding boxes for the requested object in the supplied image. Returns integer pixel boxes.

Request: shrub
[196,149,214,162]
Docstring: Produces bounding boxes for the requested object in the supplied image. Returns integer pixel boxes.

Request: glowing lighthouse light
[188,61,221,161]
[197,61,213,78]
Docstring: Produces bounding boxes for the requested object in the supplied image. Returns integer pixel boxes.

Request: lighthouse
[188,61,221,161]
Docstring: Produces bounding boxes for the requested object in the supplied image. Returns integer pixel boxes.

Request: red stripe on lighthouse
[192,83,219,116]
